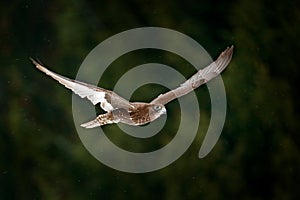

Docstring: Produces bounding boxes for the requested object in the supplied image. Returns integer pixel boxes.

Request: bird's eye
[154,105,162,111]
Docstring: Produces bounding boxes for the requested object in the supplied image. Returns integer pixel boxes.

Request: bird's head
[148,104,166,121]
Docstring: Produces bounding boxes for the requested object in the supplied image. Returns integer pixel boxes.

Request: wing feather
[31,58,132,111]
[151,45,234,105]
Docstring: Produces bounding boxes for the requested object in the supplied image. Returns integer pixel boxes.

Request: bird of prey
[31,45,233,128]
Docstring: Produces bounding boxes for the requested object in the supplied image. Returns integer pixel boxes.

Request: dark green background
[1,0,299,199]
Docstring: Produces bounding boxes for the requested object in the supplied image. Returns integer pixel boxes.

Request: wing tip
[30,57,48,72]
[224,45,234,56]
[29,57,39,66]
[218,44,234,63]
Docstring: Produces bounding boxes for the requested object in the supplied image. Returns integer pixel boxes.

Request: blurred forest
[1,0,300,199]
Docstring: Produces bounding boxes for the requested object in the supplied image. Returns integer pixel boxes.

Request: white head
[148,104,167,121]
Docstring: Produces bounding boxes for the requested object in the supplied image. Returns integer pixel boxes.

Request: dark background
[1,0,300,199]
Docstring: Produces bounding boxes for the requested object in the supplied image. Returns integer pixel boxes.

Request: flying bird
[31,45,233,128]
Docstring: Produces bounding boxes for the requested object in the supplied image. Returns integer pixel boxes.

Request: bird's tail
[80,112,116,128]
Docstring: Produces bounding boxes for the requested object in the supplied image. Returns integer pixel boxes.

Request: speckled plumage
[31,46,233,128]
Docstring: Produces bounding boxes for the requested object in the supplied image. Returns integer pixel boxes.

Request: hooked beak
[162,107,167,114]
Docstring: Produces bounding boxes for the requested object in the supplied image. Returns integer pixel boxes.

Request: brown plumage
[31,45,233,128]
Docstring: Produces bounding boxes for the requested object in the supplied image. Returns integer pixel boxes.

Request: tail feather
[80,112,116,128]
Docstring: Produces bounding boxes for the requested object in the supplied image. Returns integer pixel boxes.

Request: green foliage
[1,0,299,199]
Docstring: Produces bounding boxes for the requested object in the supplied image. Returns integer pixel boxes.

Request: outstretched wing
[151,45,234,105]
[31,58,133,111]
